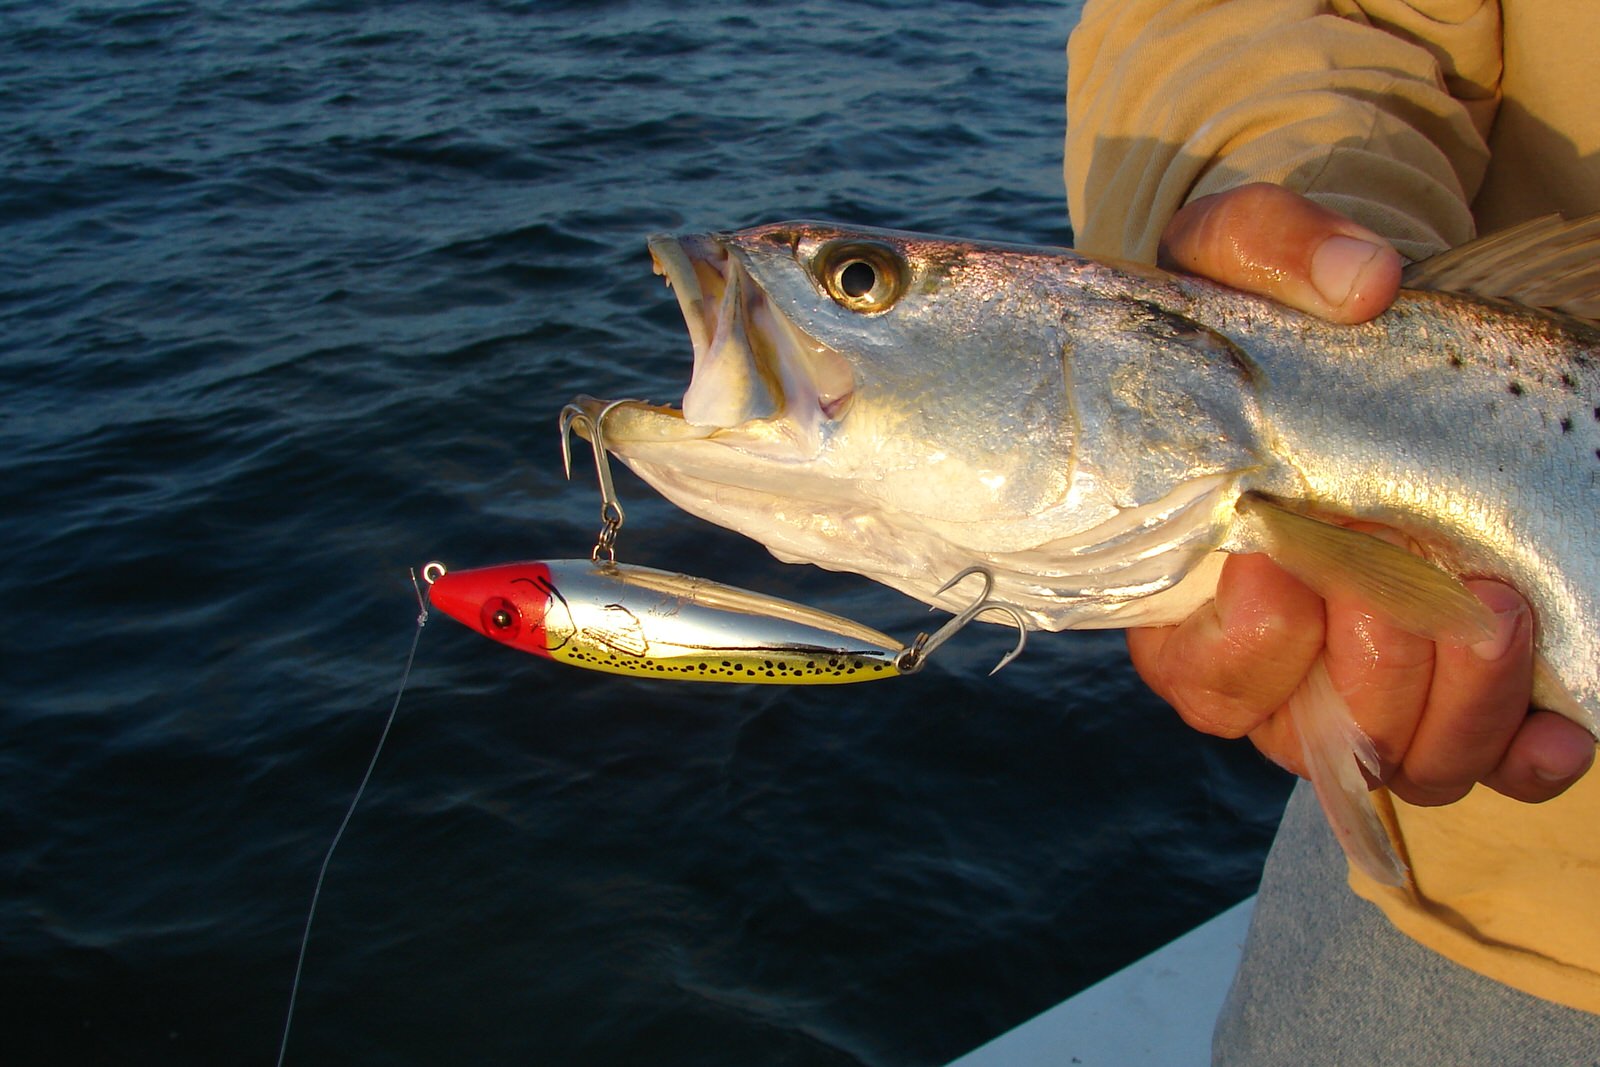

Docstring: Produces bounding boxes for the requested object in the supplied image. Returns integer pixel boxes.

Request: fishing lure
[423,402,1028,682]
[423,558,1023,683]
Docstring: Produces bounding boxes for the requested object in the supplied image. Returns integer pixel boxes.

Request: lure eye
[479,596,521,641]
[817,240,907,313]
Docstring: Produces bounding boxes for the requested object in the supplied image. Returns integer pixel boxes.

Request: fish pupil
[492,609,513,629]
[839,260,877,298]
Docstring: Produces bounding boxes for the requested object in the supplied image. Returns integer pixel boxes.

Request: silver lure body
[427,558,908,683]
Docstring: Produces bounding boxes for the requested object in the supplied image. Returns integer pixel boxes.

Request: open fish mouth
[630,231,856,456]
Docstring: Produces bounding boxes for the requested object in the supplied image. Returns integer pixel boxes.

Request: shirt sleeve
[1064,0,1501,263]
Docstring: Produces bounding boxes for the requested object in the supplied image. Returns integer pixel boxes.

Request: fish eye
[839,260,877,298]
[817,241,907,313]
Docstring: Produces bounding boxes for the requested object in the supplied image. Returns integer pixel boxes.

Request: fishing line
[276,569,430,1067]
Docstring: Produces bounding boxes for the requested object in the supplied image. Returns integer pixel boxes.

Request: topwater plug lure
[424,402,1028,682]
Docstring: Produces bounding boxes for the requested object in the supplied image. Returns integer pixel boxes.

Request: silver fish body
[579,220,1600,742]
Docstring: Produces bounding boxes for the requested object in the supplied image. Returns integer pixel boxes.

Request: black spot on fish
[1562,417,1574,433]
[1508,382,1525,397]
[1448,353,1464,369]
[1562,372,1577,391]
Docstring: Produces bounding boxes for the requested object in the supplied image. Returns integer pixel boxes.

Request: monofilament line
[276,570,430,1067]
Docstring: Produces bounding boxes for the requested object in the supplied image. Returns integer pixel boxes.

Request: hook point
[896,567,1029,676]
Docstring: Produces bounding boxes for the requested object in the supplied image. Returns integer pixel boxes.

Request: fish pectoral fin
[1234,495,1494,644]
[1289,658,1409,888]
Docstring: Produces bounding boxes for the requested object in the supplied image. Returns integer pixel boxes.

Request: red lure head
[426,562,571,659]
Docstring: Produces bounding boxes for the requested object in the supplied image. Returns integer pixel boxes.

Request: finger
[1243,578,1436,787]
[1126,553,1324,740]
[1159,182,1402,323]
[1245,708,1306,779]
[1318,526,1435,775]
[1483,710,1597,803]
[1319,589,1434,778]
[1388,581,1535,806]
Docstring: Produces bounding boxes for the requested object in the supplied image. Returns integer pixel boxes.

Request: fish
[567,213,1600,885]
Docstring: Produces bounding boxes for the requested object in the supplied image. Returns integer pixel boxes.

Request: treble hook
[559,399,638,563]
[895,566,1030,676]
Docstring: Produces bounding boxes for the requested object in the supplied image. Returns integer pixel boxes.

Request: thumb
[1159,183,1402,324]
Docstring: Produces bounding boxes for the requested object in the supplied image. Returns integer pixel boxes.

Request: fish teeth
[682,262,780,428]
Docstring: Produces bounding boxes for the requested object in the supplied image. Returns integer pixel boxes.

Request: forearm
[1065,0,1499,263]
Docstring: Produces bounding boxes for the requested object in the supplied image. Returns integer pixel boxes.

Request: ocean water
[0,2,1292,1064]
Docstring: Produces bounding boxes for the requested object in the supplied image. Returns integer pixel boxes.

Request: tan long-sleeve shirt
[1067,0,1598,259]
[1065,0,1600,1014]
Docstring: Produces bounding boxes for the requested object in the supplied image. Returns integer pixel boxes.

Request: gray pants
[1213,783,1600,1066]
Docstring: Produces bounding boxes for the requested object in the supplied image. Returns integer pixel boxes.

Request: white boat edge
[944,895,1257,1067]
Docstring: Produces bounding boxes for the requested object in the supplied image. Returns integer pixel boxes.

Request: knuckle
[1170,688,1260,739]
[1213,182,1285,224]
[1392,774,1472,806]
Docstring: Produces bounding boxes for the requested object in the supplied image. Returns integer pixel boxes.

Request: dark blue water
[0,2,1292,1064]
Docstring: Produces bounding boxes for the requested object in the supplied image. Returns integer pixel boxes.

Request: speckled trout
[569,215,1600,885]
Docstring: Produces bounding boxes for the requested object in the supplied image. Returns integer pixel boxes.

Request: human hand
[1128,183,1595,805]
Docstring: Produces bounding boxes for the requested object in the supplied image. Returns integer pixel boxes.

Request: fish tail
[1288,657,1409,887]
